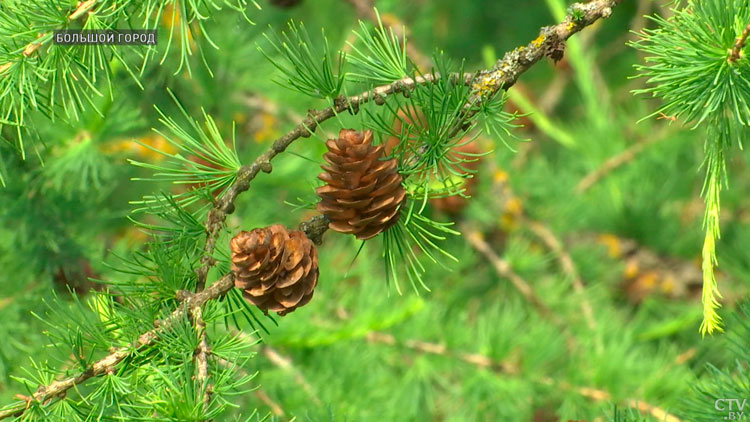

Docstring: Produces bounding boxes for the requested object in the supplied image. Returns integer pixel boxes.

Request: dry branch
[464,229,564,329]
[575,135,666,193]
[366,331,680,422]
[0,273,235,420]
[525,219,597,330]
[0,1,623,417]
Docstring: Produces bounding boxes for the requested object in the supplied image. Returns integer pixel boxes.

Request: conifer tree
[0,0,749,421]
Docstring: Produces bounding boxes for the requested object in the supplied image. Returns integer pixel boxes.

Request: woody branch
[0,0,621,417]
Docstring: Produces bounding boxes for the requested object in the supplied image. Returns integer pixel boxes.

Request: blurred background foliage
[1,0,749,421]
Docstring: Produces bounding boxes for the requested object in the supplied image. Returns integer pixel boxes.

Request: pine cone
[230,225,318,316]
[316,129,406,240]
[269,0,302,8]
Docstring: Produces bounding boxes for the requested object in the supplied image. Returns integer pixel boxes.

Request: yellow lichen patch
[253,112,279,143]
[597,233,621,258]
[532,34,546,48]
[472,74,500,99]
[566,21,575,31]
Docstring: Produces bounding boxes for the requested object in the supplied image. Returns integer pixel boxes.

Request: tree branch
[524,219,597,330]
[194,0,621,292]
[0,273,236,420]
[0,1,623,416]
[728,22,750,63]
[575,130,670,194]
[464,228,566,330]
[0,214,331,419]
[365,331,680,422]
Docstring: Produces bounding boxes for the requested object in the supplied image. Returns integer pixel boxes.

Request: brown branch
[195,0,622,293]
[253,389,285,417]
[366,331,680,422]
[728,23,750,63]
[464,228,567,331]
[0,1,623,417]
[215,346,287,417]
[0,273,236,420]
[524,219,597,330]
[575,132,668,194]
[261,346,322,406]
[365,331,520,374]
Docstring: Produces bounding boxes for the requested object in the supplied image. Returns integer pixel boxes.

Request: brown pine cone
[316,129,406,240]
[230,225,318,316]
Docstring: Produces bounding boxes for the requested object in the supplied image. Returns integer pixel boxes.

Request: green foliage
[631,0,750,334]
[129,91,242,213]
[347,10,409,84]
[381,203,459,294]
[678,302,750,421]
[1,0,750,421]
[0,0,257,166]
[260,21,345,99]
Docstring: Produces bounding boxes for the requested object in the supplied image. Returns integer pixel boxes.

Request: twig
[242,93,334,140]
[261,346,322,406]
[192,308,212,409]
[366,331,680,422]
[558,381,680,422]
[728,23,750,63]
[214,354,287,417]
[365,331,519,374]
[0,273,235,420]
[575,135,665,194]
[194,0,622,292]
[253,389,285,417]
[464,228,566,330]
[525,219,597,330]
[0,1,624,416]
